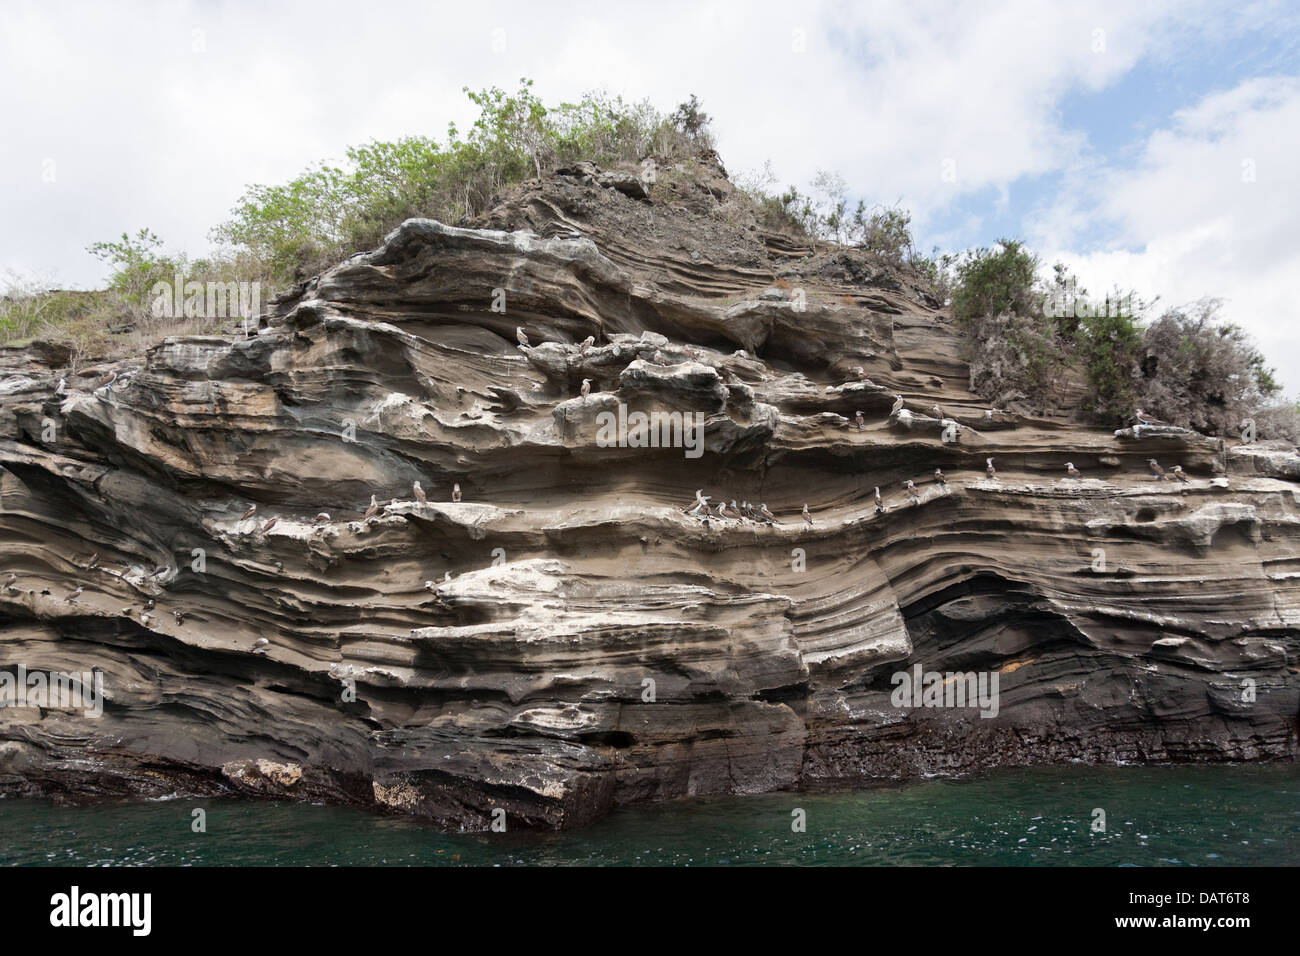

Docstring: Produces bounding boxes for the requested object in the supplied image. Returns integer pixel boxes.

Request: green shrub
[951,240,1040,324]
[212,80,719,285]
[1137,299,1280,435]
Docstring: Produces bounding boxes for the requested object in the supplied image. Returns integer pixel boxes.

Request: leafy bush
[1136,299,1280,435]
[951,240,1040,324]
[213,80,718,285]
[1250,402,1300,443]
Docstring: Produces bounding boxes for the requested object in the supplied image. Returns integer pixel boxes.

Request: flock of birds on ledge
[1,318,1248,653]
[36,325,1213,544]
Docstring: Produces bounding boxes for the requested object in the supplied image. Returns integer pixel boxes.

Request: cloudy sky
[4,0,1299,391]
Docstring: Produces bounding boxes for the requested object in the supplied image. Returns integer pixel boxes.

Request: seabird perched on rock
[874,486,884,514]
[1171,465,1190,482]
[173,609,185,624]
[442,571,453,583]
[577,335,595,354]
[934,468,947,486]
[1148,458,1167,480]
[854,410,865,431]
[713,501,727,519]
[4,572,16,590]
[95,370,117,393]
[516,327,531,348]
[759,503,776,523]
[65,587,82,604]
[652,350,669,365]
[1066,462,1081,478]
[686,490,710,515]
[423,580,437,593]
[451,483,462,503]
[931,404,944,420]
[802,503,813,526]
[139,612,151,626]
[240,504,257,522]
[144,599,155,611]
[314,512,331,525]
[891,395,905,415]
[727,499,746,521]
[580,378,591,400]
[55,377,66,395]
[1135,409,1167,426]
[984,409,993,422]
[850,366,874,386]
[986,457,997,479]
[85,552,99,569]
[904,479,920,505]
[363,495,380,520]
[252,637,269,654]
[413,481,428,504]
[260,517,278,534]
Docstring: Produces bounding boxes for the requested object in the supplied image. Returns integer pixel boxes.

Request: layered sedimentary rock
[1,158,1297,829]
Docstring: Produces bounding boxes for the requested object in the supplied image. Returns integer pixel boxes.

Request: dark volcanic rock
[0,163,1297,831]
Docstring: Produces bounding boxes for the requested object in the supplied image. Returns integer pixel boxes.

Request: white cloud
[6,0,1294,399]
[1037,76,1300,394]
[1,0,1190,288]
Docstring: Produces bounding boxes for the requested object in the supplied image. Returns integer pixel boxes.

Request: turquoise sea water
[2,764,1297,866]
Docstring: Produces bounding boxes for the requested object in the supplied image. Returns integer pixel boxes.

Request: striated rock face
[1,160,1297,829]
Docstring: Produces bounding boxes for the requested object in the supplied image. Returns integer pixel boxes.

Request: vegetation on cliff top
[947,239,1292,437]
[1,80,1293,438]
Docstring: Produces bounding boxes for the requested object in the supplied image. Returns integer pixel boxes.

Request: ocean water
[2,764,1296,866]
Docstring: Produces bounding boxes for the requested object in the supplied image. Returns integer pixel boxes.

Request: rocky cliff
[2,156,1297,829]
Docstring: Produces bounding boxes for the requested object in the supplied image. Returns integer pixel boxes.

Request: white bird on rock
[314,512,331,525]
[759,503,776,523]
[240,504,257,521]
[516,327,530,348]
[451,483,462,503]
[934,468,947,486]
[854,410,865,430]
[802,503,813,527]
[931,403,944,419]
[874,486,883,514]
[1148,458,1166,480]
[252,637,269,654]
[1066,462,1081,478]
[413,481,428,504]
[986,457,997,479]
[363,495,380,520]
[65,587,83,604]
[580,378,591,400]
[578,335,595,354]
[904,480,920,505]
[1171,465,1190,482]
[55,377,66,395]
[891,395,905,415]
